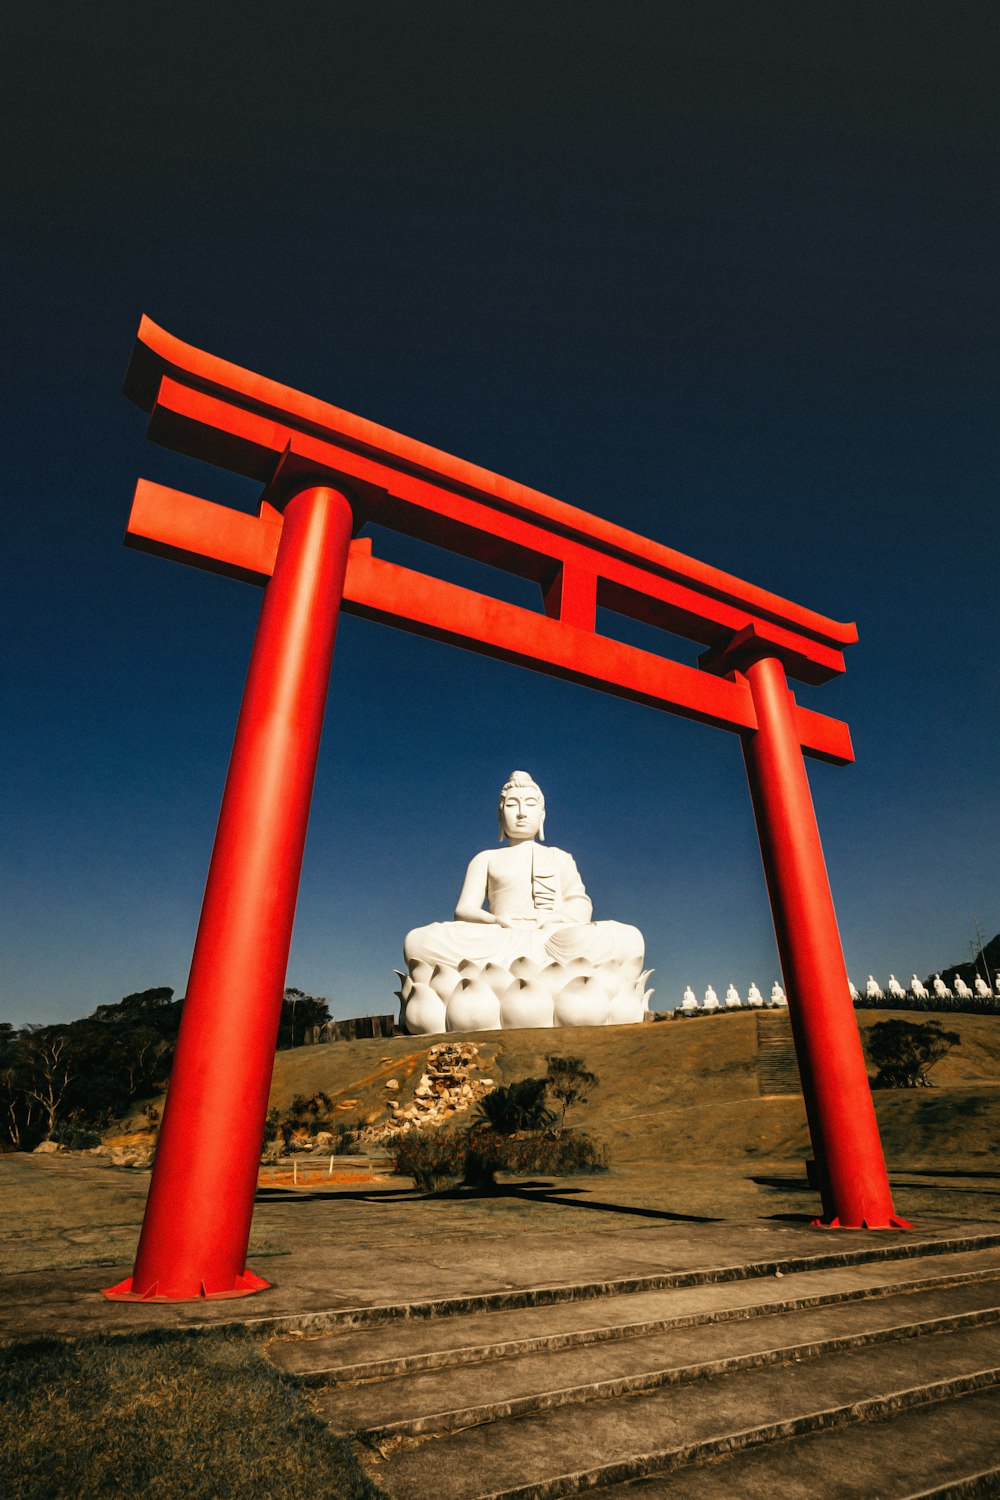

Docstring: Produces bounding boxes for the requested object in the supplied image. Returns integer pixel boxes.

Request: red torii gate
[105,318,907,1303]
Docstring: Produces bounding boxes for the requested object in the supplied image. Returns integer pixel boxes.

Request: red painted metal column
[740,653,907,1229]
[105,484,354,1300]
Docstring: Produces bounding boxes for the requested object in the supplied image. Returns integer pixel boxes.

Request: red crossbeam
[126,478,853,763]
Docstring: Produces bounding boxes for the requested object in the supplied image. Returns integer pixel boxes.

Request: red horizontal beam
[146,378,847,685]
[127,317,857,652]
[123,480,853,764]
[125,480,282,583]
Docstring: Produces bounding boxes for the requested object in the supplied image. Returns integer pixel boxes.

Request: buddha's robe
[404,845,644,977]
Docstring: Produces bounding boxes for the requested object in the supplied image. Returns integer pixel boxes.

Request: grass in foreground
[0,1325,384,1500]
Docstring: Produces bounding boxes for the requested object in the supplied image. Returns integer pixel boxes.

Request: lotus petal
[430,963,461,1003]
[446,977,501,1033]
[554,973,613,1027]
[480,962,513,998]
[404,983,447,1036]
[499,978,554,1029]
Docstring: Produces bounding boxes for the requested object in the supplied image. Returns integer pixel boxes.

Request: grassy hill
[267,1008,1000,1172]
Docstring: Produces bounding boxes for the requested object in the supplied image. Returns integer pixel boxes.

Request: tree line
[0,986,331,1151]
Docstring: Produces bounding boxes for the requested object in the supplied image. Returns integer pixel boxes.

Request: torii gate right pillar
[708,634,907,1228]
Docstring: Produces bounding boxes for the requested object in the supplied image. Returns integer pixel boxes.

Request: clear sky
[2,3,997,1026]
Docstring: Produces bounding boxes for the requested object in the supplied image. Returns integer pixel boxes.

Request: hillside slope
[268,1009,1000,1170]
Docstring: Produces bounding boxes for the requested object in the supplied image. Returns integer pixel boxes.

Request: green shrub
[866,1019,960,1088]
[392,1129,469,1190]
[49,1121,103,1150]
[393,1123,609,1190]
[475,1077,555,1134]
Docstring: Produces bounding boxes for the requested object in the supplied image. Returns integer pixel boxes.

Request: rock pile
[371,1041,495,1138]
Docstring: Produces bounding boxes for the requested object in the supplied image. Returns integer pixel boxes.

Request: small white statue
[725,983,742,1008]
[848,980,860,1001]
[975,974,993,998]
[703,984,720,1010]
[866,974,884,1000]
[995,971,1000,994]
[953,975,973,999]
[770,981,786,1006]
[911,975,929,1000]
[401,771,649,1033]
[746,981,764,1007]
[680,986,698,1011]
[887,974,906,1000]
[932,973,952,1000]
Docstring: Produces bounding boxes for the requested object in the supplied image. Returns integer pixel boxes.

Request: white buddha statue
[703,984,720,1010]
[932,973,952,999]
[680,986,698,1012]
[866,974,884,1000]
[887,974,906,1000]
[746,981,764,1008]
[401,771,649,1033]
[954,975,973,999]
[911,974,929,1000]
[975,974,992,998]
[725,983,742,1008]
[770,981,787,1006]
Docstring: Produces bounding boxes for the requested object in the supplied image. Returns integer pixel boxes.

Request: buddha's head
[497,770,545,844]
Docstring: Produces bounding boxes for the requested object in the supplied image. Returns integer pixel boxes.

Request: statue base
[398,955,654,1034]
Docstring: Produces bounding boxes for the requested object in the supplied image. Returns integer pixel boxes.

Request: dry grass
[0,1326,383,1500]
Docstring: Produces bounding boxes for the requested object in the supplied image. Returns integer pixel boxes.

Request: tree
[545,1055,599,1133]
[20,1029,76,1137]
[866,1019,960,1089]
[277,989,332,1049]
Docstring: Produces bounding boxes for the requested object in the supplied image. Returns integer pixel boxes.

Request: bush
[475,1077,555,1135]
[49,1121,103,1150]
[866,1019,961,1089]
[392,1129,469,1190]
[392,1123,609,1190]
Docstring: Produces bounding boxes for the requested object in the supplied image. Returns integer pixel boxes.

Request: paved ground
[2,1151,998,1345]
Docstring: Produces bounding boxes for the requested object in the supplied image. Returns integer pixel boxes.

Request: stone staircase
[267,1230,1000,1498]
[756,1009,803,1096]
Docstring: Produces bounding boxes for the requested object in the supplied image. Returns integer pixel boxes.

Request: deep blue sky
[3,3,997,1026]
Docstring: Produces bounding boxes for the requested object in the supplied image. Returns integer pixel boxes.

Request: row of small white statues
[678,983,786,1012]
[855,972,1000,1002]
[677,971,1000,1014]
[399,772,652,1034]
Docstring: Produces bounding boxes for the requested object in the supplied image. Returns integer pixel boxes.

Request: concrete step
[313,1278,1000,1439]
[362,1322,1000,1499]
[755,1011,801,1095]
[596,1384,1000,1498]
[265,1228,1000,1335]
[269,1244,1000,1382]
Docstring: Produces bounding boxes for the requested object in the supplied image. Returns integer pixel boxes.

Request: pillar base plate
[102,1268,271,1302]
[811,1215,913,1230]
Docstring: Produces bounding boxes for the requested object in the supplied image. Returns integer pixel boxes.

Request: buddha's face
[500,788,544,842]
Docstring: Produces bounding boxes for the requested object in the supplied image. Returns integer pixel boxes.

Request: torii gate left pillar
[107,484,352,1299]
